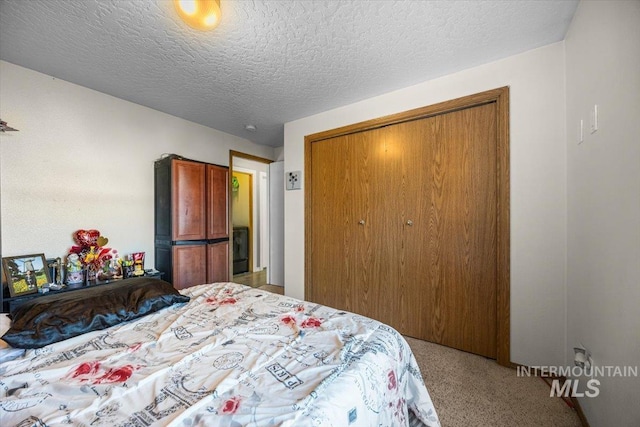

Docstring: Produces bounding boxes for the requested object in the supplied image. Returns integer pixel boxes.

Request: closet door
[310,128,399,325]
[307,88,509,362]
[389,117,435,338]
[358,126,401,327]
[309,103,498,358]
[400,104,498,358]
[309,133,361,312]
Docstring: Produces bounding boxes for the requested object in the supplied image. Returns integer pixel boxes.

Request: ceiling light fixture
[174,0,221,31]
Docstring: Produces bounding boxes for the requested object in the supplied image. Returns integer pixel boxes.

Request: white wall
[273,146,284,162]
[284,42,568,366]
[268,161,285,286]
[0,61,274,268]
[565,1,640,426]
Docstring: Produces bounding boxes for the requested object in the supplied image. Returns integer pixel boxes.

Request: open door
[229,151,283,288]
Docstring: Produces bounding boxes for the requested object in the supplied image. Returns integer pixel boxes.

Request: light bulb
[174,0,221,31]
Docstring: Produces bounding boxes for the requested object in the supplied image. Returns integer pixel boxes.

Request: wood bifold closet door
[310,102,499,359]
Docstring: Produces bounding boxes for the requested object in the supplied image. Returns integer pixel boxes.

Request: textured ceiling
[0,0,578,147]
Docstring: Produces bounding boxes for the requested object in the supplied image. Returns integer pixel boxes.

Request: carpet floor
[404,337,583,427]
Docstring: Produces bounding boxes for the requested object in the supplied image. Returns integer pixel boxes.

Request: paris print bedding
[0,282,440,426]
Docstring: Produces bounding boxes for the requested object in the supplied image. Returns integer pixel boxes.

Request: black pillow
[2,278,189,349]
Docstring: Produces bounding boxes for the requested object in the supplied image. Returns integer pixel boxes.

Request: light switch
[579,119,584,144]
[590,105,598,134]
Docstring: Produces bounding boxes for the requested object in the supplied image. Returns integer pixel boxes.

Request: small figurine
[132,252,145,276]
[55,257,63,284]
[48,257,63,285]
[66,253,83,286]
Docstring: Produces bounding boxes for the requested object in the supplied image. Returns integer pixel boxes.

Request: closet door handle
[406,220,413,226]
[359,220,366,225]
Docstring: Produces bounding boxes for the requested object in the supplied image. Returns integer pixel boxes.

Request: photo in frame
[2,253,51,297]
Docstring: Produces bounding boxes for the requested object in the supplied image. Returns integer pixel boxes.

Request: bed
[0,279,440,426]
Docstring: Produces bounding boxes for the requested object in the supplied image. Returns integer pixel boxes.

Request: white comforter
[0,283,440,426]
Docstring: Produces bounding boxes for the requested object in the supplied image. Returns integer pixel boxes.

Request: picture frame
[2,253,51,297]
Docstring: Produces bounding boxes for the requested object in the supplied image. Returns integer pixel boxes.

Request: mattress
[0,282,440,426]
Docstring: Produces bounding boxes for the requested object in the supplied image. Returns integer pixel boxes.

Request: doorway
[229,151,283,288]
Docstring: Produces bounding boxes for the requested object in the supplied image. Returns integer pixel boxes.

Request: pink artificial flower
[221,396,241,414]
[295,305,305,312]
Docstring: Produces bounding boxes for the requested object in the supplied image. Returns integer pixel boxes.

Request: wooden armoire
[155,155,229,290]
[305,88,510,365]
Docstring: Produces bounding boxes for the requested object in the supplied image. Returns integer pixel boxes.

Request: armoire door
[308,94,505,360]
[207,164,229,240]
[207,241,229,283]
[173,244,207,290]
[172,160,206,241]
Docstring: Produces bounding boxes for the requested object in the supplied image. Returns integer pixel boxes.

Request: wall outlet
[574,345,593,375]
[286,171,301,190]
